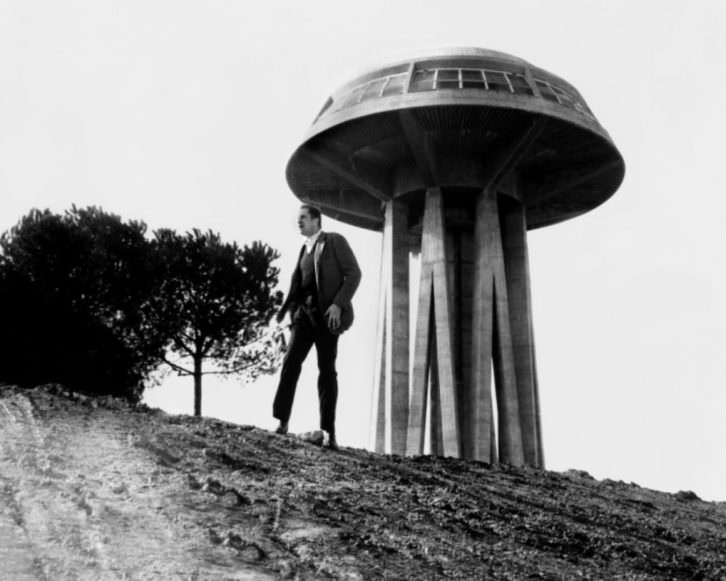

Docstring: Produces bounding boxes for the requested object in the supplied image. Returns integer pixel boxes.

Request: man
[273,204,361,450]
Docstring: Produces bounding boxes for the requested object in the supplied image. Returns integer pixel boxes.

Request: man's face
[298,208,320,237]
[297,208,320,237]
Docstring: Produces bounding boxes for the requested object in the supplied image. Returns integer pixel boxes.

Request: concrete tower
[286,48,625,468]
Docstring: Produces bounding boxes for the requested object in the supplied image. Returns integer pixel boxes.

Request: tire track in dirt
[0,390,276,580]
[0,398,48,580]
[0,393,117,579]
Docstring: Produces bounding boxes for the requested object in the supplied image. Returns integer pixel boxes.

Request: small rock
[293,543,313,559]
[564,469,594,480]
[111,483,128,495]
[299,430,324,446]
[280,525,332,545]
[202,477,227,495]
[208,528,223,545]
[239,543,265,562]
[675,490,700,502]
[276,559,295,579]
[223,533,266,561]
[217,488,251,507]
[228,490,252,506]
[602,478,628,488]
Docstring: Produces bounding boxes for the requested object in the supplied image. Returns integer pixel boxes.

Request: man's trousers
[273,306,339,434]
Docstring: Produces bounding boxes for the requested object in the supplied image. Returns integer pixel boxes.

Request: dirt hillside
[1,384,725,580]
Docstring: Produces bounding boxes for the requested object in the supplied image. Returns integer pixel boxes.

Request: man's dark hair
[300,204,322,224]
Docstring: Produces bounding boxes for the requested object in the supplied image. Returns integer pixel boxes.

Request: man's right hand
[325,304,341,332]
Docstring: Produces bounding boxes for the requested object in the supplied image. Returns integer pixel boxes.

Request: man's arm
[330,233,361,307]
[276,258,302,323]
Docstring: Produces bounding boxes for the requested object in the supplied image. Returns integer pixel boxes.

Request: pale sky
[1,1,725,501]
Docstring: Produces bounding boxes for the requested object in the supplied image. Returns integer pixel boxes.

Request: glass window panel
[381,74,407,96]
[486,71,510,92]
[438,80,459,89]
[438,69,459,81]
[510,74,534,95]
[536,81,559,102]
[411,80,434,91]
[411,69,435,92]
[462,69,485,88]
[360,79,387,101]
[339,86,366,107]
[462,69,483,81]
[551,86,575,106]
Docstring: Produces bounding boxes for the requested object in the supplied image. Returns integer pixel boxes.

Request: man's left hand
[325,304,341,332]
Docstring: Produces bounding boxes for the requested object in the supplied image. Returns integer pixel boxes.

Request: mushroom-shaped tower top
[286,47,625,230]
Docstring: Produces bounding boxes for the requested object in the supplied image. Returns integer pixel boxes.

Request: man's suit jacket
[279,231,361,332]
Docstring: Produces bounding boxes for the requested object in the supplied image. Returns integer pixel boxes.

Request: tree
[0,207,166,400]
[152,229,284,416]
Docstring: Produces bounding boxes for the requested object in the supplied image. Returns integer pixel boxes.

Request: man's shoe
[275,422,288,435]
[323,431,339,450]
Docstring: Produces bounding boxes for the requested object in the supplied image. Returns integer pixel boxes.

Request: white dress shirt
[304,229,323,254]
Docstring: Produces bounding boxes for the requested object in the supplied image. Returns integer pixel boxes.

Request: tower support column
[501,199,544,467]
[407,187,461,457]
[470,188,525,466]
[371,198,409,454]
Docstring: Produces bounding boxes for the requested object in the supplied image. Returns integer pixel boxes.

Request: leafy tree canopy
[152,229,285,416]
[0,206,164,400]
[0,208,285,411]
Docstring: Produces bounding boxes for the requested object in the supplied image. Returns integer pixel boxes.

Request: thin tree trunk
[193,356,202,417]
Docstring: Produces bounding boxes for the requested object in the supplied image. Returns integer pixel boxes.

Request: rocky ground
[1,384,725,580]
